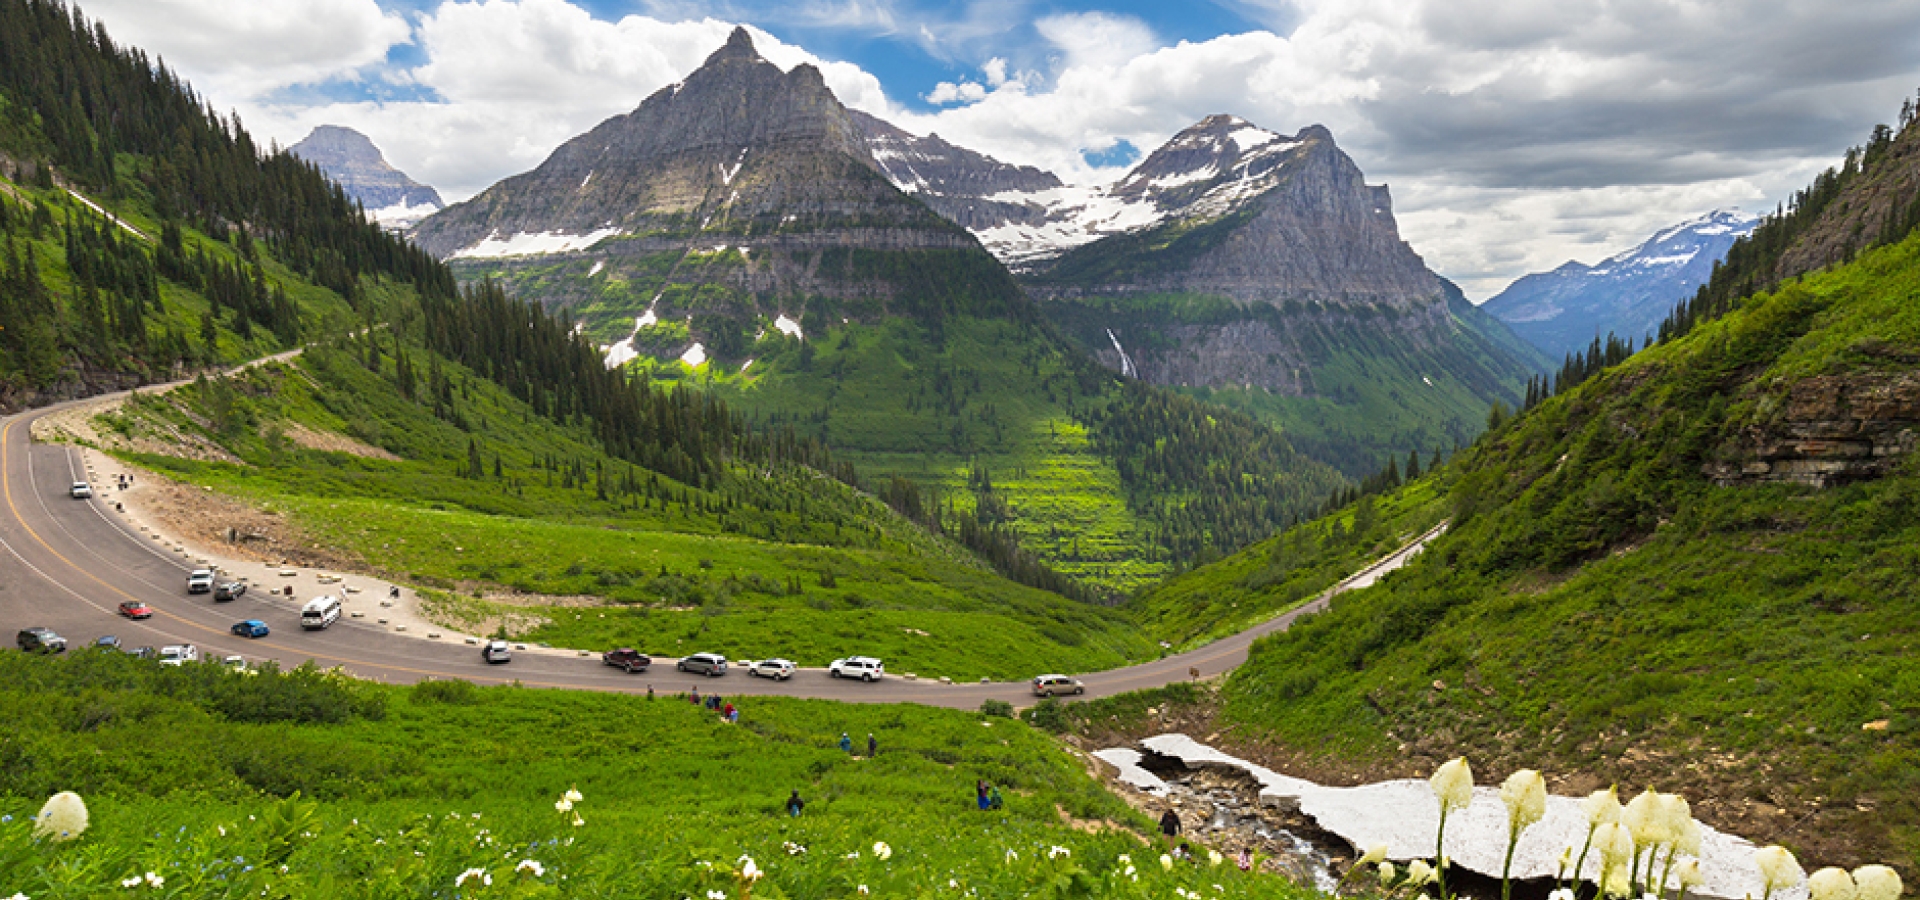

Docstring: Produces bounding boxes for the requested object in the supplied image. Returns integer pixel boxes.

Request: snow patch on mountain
[452,228,622,259]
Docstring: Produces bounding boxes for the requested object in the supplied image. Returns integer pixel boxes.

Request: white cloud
[925,80,987,104]
[73,0,409,99]
[1033,11,1160,72]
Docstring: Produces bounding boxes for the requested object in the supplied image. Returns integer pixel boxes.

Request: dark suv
[676,652,728,676]
[17,627,67,653]
[214,581,248,601]
[602,648,651,673]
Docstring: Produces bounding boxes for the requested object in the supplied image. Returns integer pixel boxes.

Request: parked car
[676,652,728,676]
[829,656,885,682]
[230,619,270,639]
[95,635,123,652]
[118,600,153,619]
[214,581,248,602]
[70,481,92,499]
[602,648,651,673]
[129,646,157,659]
[222,655,255,674]
[17,627,66,653]
[158,644,198,666]
[186,568,216,594]
[482,640,512,664]
[1032,674,1085,697]
[747,658,796,680]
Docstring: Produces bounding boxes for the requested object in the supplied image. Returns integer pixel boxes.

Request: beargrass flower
[33,792,88,842]
[1429,758,1472,897]
[873,842,892,861]
[1359,844,1389,866]
[784,842,806,855]
[1592,823,1636,899]
[1549,890,1576,900]
[555,798,573,813]
[571,814,584,827]
[1161,854,1174,872]
[1047,846,1069,859]
[740,858,762,882]
[1673,859,1704,900]
[456,868,491,887]
[120,876,142,889]
[857,886,869,896]
[1622,790,1665,849]
[564,788,583,803]
[707,891,726,900]
[1810,868,1859,900]
[1500,770,1548,900]
[1408,860,1437,887]
[1379,862,1397,884]
[1755,846,1805,900]
[1208,849,1223,866]
[1853,866,1903,900]
[516,860,545,877]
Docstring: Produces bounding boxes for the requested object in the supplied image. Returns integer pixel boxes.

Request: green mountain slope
[1208,229,1920,871]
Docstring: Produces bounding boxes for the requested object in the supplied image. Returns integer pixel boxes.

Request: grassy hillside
[105,326,1155,679]
[1209,231,1920,871]
[0,650,1311,900]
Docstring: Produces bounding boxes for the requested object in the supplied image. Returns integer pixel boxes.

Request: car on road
[17,627,67,653]
[1032,674,1085,697]
[70,481,92,499]
[829,656,885,682]
[676,652,728,676]
[95,635,123,652]
[222,655,255,674]
[118,600,153,619]
[158,644,198,666]
[130,646,156,659]
[231,619,270,638]
[602,648,651,673]
[482,640,512,664]
[747,658,796,680]
[186,568,216,594]
[214,581,248,601]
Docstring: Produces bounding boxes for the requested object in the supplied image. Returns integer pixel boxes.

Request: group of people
[688,688,739,723]
[837,732,878,757]
[1159,809,1254,871]
[974,779,1003,811]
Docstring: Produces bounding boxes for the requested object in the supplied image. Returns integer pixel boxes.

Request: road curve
[1,390,1443,711]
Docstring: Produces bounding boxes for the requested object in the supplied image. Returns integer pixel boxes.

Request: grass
[1202,232,1920,871]
[104,334,1153,680]
[0,650,1316,900]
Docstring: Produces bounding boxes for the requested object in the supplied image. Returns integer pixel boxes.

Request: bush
[1022,698,1069,733]
[980,698,1014,718]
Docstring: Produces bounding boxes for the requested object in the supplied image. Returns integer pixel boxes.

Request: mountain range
[1481,209,1758,360]
[288,125,444,227]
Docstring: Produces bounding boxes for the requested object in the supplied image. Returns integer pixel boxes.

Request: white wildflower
[121,876,143,889]
[1500,769,1548,833]
[740,858,762,882]
[1430,758,1473,815]
[34,792,88,842]
[455,868,491,887]
[857,886,869,896]
[1160,854,1174,872]
[1379,862,1396,884]
[873,842,892,861]
[1048,846,1070,859]
[1208,849,1223,866]
[784,841,807,855]
[1583,786,1621,827]
[1408,859,1437,886]
[144,874,163,889]
[555,798,573,813]
[1004,849,1017,863]
[515,860,545,877]
[571,814,584,827]
[1756,845,1806,900]
[1674,860,1704,889]
[1853,866,1903,900]
[564,787,583,803]
[707,891,726,900]
[1809,868,1858,900]
[1549,889,1578,900]
[1358,844,1389,866]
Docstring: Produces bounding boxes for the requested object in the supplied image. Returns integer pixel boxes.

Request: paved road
[0,390,1443,710]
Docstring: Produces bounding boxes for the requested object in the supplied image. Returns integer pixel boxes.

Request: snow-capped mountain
[288,125,443,227]
[1481,210,1759,359]
[861,115,1325,272]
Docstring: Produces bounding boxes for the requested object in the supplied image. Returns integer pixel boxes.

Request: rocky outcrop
[288,126,442,224]
[1774,121,1920,280]
[1705,374,1920,486]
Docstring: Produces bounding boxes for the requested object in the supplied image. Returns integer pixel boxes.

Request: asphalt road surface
[1,391,1443,710]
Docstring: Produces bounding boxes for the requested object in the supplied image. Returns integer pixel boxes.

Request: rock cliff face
[851,110,1060,232]
[1706,374,1920,487]
[287,126,442,226]
[1483,210,1757,359]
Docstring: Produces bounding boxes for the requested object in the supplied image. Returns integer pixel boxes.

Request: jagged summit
[288,125,442,226]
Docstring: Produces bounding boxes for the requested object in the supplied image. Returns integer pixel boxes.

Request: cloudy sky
[74,0,1920,297]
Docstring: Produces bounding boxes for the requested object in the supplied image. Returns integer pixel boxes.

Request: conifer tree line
[1520,332,1637,411]
[1316,446,1444,517]
[1658,90,1920,344]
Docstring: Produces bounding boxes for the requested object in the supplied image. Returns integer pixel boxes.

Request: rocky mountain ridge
[1481,209,1757,359]
[288,125,443,227]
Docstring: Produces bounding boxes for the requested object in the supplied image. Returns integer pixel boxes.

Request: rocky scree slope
[1482,209,1757,360]
[288,125,444,227]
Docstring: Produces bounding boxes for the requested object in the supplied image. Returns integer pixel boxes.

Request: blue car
[231,619,270,639]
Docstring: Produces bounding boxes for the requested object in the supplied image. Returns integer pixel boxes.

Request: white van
[300,595,342,630]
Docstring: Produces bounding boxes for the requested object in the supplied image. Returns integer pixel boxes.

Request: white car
[482,640,512,664]
[186,568,216,594]
[158,644,199,667]
[70,482,92,499]
[748,658,796,680]
[829,656,884,682]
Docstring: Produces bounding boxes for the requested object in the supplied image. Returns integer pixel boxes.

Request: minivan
[301,595,342,630]
[677,652,728,676]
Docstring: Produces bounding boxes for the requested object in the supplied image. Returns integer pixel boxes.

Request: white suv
[158,644,199,667]
[186,569,216,594]
[70,482,92,499]
[829,656,884,682]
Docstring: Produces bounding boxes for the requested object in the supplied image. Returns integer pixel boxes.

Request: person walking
[866,733,877,758]
[723,702,735,722]
[647,684,655,701]
[976,780,991,811]
[786,790,805,817]
[1159,808,1182,845]
[840,733,853,754]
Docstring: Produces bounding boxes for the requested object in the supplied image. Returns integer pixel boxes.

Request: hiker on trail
[690,687,700,706]
[390,585,400,600]
[1159,809,1182,843]
[728,707,739,724]
[647,684,655,701]
[1236,848,1253,871]
[976,780,991,811]
[988,786,1003,811]
[786,790,805,817]
[723,702,735,721]
[867,733,877,757]
[840,733,853,753]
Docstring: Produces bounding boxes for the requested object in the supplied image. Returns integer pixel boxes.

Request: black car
[602,648,651,673]
[214,581,248,601]
[17,627,67,653]
[95,635,123,652]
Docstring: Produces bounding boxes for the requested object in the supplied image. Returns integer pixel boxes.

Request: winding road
[0,385,1444,709]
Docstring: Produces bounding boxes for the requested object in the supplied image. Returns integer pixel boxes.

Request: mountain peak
[287,125,442,226]
[706,25,760,64]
